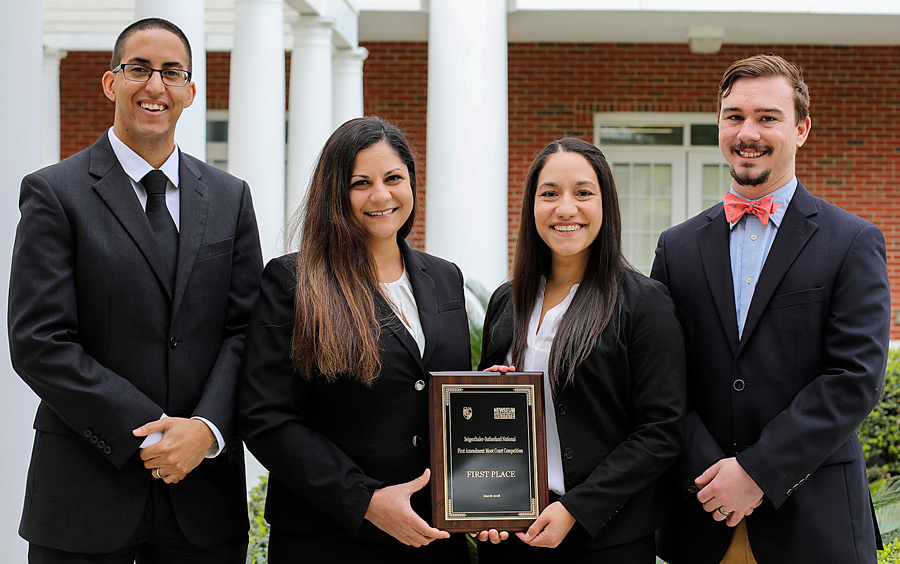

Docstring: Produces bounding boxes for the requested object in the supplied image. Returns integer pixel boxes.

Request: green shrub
[246,475,269,564]
[465,280,491,370]
[860,349,900,478]
[879,539,900,564]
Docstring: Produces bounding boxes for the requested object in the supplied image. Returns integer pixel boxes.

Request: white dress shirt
[505,278,579,496]
[108,127,181,230]
[728,177,797,338]
[380,263,426,357]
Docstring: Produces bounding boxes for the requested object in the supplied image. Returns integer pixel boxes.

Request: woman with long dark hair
[238,116,471,562]
[477,138,686,563]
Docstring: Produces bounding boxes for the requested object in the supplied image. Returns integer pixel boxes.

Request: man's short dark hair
[111,17,193,73]
[718,53,810,125]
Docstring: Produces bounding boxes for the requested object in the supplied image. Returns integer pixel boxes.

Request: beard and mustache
[728,143,773,187]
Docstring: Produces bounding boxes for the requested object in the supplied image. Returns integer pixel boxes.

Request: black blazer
[238,244,470,548]
[651,182,890,564]
[8,133,263,553]
[479,269,686,549]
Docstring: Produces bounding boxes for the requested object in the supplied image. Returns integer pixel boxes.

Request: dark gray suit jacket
[651,182,889,564]
[8,132,263,552]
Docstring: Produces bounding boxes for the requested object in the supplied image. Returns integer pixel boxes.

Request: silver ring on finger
[155,468,162,479]
[717,507,732,517]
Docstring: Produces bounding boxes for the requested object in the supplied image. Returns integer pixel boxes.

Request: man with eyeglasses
[8,17,262,563]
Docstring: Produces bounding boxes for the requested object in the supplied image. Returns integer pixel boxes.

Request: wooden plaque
[428,371,548,533]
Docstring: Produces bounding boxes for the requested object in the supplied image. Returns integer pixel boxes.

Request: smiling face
[348,141,414,252]
[718,75,811,199]
[101,28,195,162]
[533,151,603,269]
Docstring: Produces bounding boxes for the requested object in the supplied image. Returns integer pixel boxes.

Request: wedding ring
[155,468,162,479]
[717,507,732,517]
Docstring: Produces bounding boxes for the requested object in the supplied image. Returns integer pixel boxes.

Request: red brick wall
[60,51,114,157]
[57,43,900,338]
[362,42,900,339]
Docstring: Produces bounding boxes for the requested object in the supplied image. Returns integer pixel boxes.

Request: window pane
[599,125,683,146]
[616,161,673,275]
[691,124,719,146]
[652,164,671,196]
[207,121,229,142]
[702,163,729,209]
[632,164,651,195]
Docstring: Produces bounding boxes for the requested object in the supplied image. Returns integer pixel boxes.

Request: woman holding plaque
[477,138,687,563]
[238,117,471,563]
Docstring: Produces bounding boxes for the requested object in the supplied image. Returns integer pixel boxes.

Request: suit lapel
[697,204,740,355]
[403,244,441,366]
[377,291,422,366]
[171,153,210,317]
[739,183,818,348]
[481,293,514,367]
[90,134,174,299]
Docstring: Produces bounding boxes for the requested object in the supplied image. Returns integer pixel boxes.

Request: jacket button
[103,446,112,455]
[97,440,106,449]
[90,435,99,444]
[733,379,745,391]
[169,337,179,348]
[563,447,574,460]
[412,435,422,447]
[83,430,92,438]
[414,380,425,391]
[557,404,566,415]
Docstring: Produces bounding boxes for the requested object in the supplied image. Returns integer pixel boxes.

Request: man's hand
[365,469,450,547]
[516,501,576,548]
[134,417,215,484]
[695,457,764,527]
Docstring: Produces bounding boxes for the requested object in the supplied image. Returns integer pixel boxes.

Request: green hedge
[860,348,900,479]
[247,475,269,564]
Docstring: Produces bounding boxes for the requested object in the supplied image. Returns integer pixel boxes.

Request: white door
[601,147,731,274]
[602,148,686,274]
[595,114,730,273]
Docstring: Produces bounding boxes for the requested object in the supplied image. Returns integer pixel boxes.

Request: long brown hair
[508,138,627,389]
[290,116,417,385]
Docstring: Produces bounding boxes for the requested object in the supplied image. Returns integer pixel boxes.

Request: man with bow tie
[651,54,889,564]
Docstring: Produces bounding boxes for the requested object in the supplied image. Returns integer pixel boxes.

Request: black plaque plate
[428,371,548,532]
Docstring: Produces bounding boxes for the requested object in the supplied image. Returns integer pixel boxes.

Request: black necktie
[141,170,178,288]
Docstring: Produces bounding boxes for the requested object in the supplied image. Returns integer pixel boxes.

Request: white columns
[42,47,67,167]
[426,0,509,289]
[332,47,368,128]
[228,0,286,261]
[287,17,335,223]
[0,3,42,561]
[135,0,207,160]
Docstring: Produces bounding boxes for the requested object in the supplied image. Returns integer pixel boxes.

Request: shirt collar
[107,127,180,187]
[727,176,797,230]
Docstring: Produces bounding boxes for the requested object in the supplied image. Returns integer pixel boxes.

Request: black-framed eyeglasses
[112,63,192,87]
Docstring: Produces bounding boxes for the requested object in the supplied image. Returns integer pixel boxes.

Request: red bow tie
[723,192,781,225]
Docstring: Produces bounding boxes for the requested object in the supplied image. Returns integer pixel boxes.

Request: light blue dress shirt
[729,177,797,338]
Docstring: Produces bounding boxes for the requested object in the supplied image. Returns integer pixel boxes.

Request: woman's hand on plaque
[364,468,450,547]
[483,365,516,373]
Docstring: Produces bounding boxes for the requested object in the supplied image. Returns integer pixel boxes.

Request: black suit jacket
[651,182,889,564]
[237,244,470,548]
[8,133,263,553]
[479,269,686,549]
